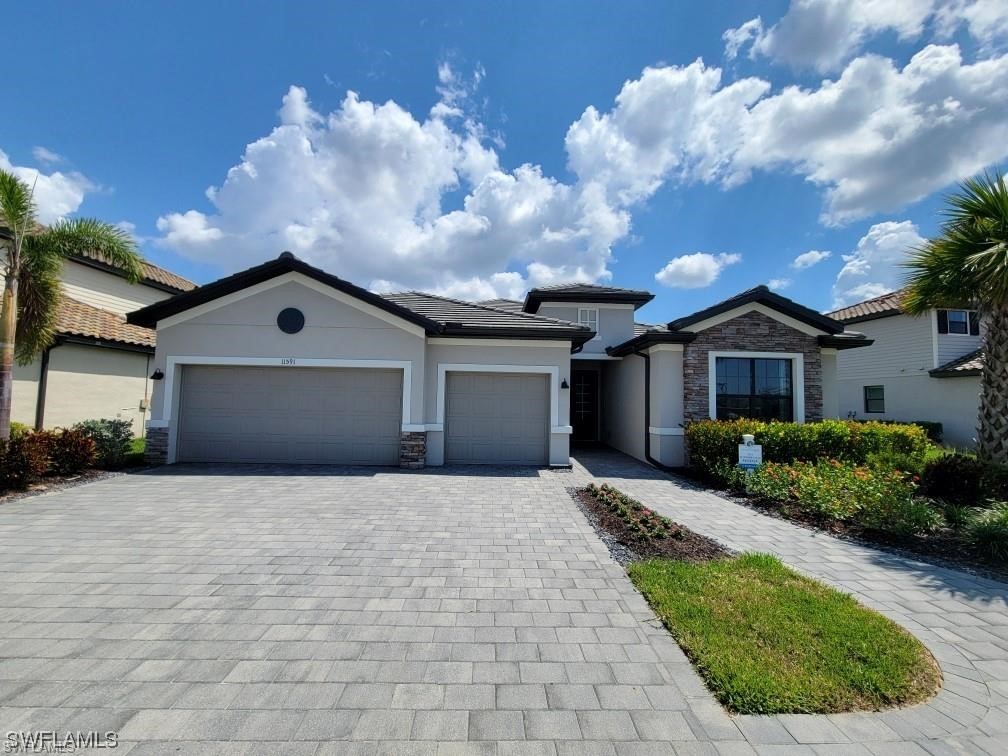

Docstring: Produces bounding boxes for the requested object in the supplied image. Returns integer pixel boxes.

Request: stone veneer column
[399,431,427,469]
[144,427,169,465]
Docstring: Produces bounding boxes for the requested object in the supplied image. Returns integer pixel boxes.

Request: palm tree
[0,169,142,440]
[903,170,1008,464]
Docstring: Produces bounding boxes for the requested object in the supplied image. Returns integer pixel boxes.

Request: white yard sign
[738,440,763,470]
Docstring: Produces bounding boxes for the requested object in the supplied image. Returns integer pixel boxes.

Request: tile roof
[633,322,661,336]
[71,250,196,293]
[827,289,904,323]
[523,282,655,313]
[57,295,156,349]
[931,348,984,377]
[383,291,591,336]
[478,298,523,312]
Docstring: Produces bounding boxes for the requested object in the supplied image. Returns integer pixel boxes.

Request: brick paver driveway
[0,453,1006,754]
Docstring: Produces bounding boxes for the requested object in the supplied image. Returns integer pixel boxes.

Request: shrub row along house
[11,250,195,435]
[829,289,983,449]
[125,252,872,468]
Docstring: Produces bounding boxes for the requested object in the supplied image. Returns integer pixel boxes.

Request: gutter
[633,350,682,474]
[34,343,57,430]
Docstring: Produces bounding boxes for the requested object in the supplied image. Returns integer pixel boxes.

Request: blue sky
[3,1,1007,324]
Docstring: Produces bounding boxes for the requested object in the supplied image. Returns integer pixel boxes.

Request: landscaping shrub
[0,433,52,489]
[685,419,930,482]
[123,437,146,467]
[748,459,939,536]
[982,463,1008,501]
[49,429,97,475]
[866,449,927,477]
[73,418,134,468]
[966,504,1008,562]
[856,419,943,444]
[920,453,985,504]
[9,421,31,439]
[941,503,976,531]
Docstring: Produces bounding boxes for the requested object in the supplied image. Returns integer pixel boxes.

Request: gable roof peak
[667,285,843,335]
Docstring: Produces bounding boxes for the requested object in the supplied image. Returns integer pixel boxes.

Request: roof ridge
[394,291,589,329]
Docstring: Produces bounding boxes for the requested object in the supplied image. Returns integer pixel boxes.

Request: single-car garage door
[445,372,548,465]
[178,366,402,464]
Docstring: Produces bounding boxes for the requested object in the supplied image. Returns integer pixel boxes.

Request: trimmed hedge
[0,428,97,490]
[73,418,134,469]
[686,419,931,484]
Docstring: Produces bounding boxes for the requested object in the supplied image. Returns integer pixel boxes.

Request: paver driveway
[1,453,1006,755]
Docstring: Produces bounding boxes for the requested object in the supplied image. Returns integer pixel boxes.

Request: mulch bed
[0,469,124,506]
[570,486,731,565]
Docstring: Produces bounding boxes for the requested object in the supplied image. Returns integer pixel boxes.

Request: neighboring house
[829,290,984,449]
[128,252,870,468]
[12,250,195,435]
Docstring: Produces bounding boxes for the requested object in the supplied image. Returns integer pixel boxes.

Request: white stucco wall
[148,277,428,431]
[648,346,686,466]
[536,303,635,354]
[11,358,41,427]
[602,357,645,462]
[838,373,979,449]
[423,340,572,466]
[821,349,839,419]
[43,344,151,435]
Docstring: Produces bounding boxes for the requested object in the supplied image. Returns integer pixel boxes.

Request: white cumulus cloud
[0,149,95,224]
[831,220,925,308]
[725,0,1008,72]
[792,249,832,269]
[31,146,63,165]
[768,277,792,290]
[654,252,741,288]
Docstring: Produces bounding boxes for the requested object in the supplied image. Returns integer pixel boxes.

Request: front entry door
[571,370,599,442]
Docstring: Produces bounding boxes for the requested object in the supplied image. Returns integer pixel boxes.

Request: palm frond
[0,170,37,268]
[14,247,61,364]
[902,170,1008,314]
[37,218,142,282]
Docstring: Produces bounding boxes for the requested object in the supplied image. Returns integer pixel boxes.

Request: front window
[864,385,885,413]
[939,309,979,335]
[948,310,968,334]
[578,308,599,338]
[715,357,793,421]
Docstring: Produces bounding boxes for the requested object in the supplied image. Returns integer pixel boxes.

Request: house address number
[280,357,296,366]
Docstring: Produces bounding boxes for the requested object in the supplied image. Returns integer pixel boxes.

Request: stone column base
[400,431,427,469]
[145,427,169,465]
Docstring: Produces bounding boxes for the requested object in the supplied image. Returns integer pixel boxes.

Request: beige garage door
[445,372,548,465]
[178,366,402,464]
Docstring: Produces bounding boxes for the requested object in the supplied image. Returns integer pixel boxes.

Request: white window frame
[707,351,805,423]
[578,308,600,340]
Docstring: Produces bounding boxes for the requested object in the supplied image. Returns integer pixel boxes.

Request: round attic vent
[277,308,305,334]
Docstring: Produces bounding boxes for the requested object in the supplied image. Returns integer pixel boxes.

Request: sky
[3,0,1007,325]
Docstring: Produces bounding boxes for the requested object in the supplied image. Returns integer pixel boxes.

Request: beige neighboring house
[126,253,870,468]
[829,290,984,449]
[12,250,195,436]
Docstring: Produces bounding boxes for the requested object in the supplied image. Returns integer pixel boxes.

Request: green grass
[627,553,940,714]
[123,437,146,467]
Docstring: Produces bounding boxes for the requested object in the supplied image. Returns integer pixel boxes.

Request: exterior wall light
[150,369,164,380]
[561,379,569,389]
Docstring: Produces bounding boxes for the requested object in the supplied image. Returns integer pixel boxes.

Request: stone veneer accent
[399,431,427,469]
[144,427,169,465]
[683,311,823,422]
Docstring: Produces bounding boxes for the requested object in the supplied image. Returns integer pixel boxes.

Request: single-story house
[127,252,872,468]
[829,289,985,448]
[13,250,196,435]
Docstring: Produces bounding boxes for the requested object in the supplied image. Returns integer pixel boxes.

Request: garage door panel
[446,372,548,465]
[178,366,402,465]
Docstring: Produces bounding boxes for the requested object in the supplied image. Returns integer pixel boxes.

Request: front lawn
[628,553,941,714]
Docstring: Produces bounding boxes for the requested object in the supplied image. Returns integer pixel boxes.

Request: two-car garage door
[178,366,402,464]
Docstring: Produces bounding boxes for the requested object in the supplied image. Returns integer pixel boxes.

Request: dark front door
[571,370,599,442]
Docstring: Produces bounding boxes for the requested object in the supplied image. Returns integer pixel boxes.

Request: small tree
[903,171,1008,464]
[0,169,142,439]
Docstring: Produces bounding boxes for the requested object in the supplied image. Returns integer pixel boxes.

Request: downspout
[34,342,57,430]
[633,350,679,473]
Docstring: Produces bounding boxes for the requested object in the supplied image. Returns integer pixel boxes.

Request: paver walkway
[0,451,1003,755]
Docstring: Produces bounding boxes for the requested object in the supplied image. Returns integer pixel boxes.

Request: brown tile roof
[56,295,156,349]
[828,289,904,323]
[931,348,984,378]
[71,250,196,293]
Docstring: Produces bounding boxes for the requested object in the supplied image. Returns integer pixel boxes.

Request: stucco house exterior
[12,250,195,435]
[829,290,984,449]
[127,252,871,468]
